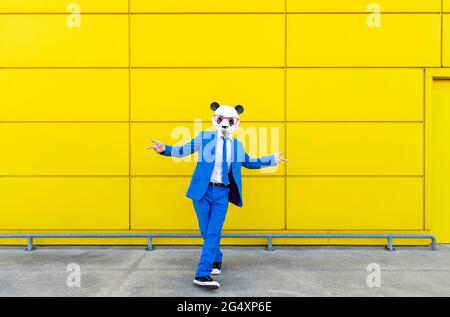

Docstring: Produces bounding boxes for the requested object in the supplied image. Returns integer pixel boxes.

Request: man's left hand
[274,152,288,165]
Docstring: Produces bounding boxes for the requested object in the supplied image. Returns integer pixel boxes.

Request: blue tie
[221,136,229,185]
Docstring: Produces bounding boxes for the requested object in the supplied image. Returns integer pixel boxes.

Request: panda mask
[210,102,244,135]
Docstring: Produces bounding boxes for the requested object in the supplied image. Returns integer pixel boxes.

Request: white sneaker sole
[193,279,220,289]
[211,268,221,275]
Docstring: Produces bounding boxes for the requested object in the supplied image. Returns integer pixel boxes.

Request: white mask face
[210,102,244,135]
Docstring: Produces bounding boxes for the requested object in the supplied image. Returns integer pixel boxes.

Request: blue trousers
[193,185,230,277]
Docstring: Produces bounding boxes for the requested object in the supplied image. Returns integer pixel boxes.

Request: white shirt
[210,131,233,184]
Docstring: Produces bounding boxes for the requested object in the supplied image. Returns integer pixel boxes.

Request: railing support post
[0,233,434,251]
[385,237,395,252]
[146,236,154,251]
[431,237,438,251]
[26,237,35,252]
[265,236,274,251]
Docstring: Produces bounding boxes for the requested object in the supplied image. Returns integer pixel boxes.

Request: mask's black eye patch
[229,118,235,126]
[216,116,224,124]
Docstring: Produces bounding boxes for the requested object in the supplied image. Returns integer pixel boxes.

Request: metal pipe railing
[0,233,437,252]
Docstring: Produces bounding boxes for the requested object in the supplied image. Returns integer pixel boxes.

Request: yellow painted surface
[287,0,441,12]
[132,123,200,176]
[131,14,284,67]
[4,230,429,247]
[131,177,197,230]
[0,233,332,247]
[444,14,450,67]
[287,123,423,175]
[131,0,284,12]
[131,122,285,176]
[426,79,450,243]
[0,177,129,230]
[0,123,129,175]
[131,177,285,230]
[0,3,449,246]
[0,69,129,121]
[327,230,431,246]
[234,123,285,176]
[288,14,440,67]
[0,15,128,67]
[287,69,423,121]
[131,69,284,122]
[287,177,423,230]
[0,0,128,12]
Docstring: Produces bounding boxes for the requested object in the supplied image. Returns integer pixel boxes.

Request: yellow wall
[1,0,449,246]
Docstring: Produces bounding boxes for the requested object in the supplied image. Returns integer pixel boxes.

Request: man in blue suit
[148,102,287,289]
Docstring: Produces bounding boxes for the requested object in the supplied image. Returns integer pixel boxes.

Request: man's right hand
[146,139,166,154]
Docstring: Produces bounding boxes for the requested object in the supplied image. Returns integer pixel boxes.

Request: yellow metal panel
[445,1,450,12]
[287,14,440,67]
[0,231,25,246]
[6,236,259,246]
[131,177,284,230]
[237,123,285,176]
[328,230,430,246]
[287,0,441,12]
[0,0,128,12]
[131,69,284,122]
[0,69,128,121]
[131,14,284,67]
[287,68,423,121]
[131,177,197,230]
[0,15,128,67]
[132,123,284,176]
[0,177,129,230]
[132,123,198,176]
[226,177,285,230]
[0,123,129,175]
[0,3,440,245]
[287,177,423,230]
[426,79,450,243]
[444,14,450,67]
[287,123,423,175]
[131,0,284,12]
[0,230,427,246]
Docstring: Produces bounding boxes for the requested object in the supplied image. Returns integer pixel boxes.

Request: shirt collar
[217,130,233,141]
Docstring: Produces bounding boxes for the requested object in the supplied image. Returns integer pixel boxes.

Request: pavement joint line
[98,252,148,297]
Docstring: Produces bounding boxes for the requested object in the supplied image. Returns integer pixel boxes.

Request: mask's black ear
[235,105,244,115]
[210,102,220,111]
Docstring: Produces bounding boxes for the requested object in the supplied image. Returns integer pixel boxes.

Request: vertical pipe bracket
[385,237,396,252]
[146,236,154,251]
[25,237,35,252]
[431,237,438,251]
[265,236,274,251]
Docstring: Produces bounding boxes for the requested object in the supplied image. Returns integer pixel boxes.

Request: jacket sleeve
[242,152,277,169]
[159,132,202,158]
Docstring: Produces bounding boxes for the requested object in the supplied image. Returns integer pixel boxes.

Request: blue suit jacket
[160,130,276,207]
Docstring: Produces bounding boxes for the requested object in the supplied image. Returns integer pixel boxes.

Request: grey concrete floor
[0,245,449,297]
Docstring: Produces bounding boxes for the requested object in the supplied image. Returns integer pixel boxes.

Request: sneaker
[211,262,222,275]
[193,276,220,289]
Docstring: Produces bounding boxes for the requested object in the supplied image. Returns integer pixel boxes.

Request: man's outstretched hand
[274,152,288,165]
[146,139,166,154]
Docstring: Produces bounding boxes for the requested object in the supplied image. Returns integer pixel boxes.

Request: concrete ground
[0,245,449,297]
